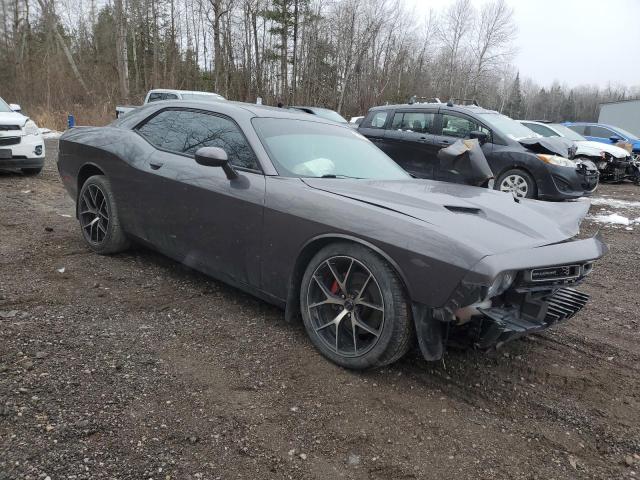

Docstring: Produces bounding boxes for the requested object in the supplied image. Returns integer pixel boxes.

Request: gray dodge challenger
[57,100,608,369]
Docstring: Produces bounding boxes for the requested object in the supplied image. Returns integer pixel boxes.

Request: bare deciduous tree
[0,0,635,130]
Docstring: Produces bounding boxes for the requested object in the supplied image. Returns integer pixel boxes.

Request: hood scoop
[444,205,482,215]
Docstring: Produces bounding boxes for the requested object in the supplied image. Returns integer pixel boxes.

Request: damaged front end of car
[413,233,608,361]
[597,151,640,184]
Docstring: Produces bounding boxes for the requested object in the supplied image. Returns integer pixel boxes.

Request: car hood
[519,136,573,157]
[303,178,590,256]
[577,140,629,158]
[0,111,28,126]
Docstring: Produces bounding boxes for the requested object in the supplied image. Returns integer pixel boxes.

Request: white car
[115,89,226,118]
[519,120,637,183]
[0,98,45,175]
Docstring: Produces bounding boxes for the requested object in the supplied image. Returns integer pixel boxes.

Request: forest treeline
[1,0,637,128]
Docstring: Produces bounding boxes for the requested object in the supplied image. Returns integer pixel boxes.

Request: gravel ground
[1,140,639,480]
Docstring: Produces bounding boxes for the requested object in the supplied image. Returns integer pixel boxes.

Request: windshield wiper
[319,174,362,179]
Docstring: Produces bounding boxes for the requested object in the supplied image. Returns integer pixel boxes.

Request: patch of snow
[590,197,640,210]
[588,213,634,226]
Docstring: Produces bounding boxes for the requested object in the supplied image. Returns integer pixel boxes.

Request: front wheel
[300,242,413,370]
[78,175,130,254]
[495,168,537,199]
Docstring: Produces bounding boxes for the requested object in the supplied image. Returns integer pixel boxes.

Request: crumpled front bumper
[538,162,599,200]
[413,234,608,360]
[474,287,590,348]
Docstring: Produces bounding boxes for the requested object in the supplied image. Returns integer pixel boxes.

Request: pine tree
[506,72,523,118]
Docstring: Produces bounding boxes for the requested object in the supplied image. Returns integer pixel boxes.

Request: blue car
[563,122,640,157]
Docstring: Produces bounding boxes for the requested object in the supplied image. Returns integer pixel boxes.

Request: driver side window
[136,109,260,171]
[589,126,615,138]
[441,113,490,141]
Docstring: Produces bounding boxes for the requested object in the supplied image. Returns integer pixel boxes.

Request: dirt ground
[1,140,639,480]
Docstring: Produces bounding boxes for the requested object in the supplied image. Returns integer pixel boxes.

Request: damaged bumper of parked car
[414,234,608,361]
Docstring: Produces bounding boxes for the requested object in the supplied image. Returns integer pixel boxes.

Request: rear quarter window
[567,124,586,135]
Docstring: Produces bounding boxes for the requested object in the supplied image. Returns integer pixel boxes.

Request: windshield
[549,124,585,141]
[253,118,410,180]
[180,93,225,101]
[0,97,12,113]
[476,113,540,140]
[314,109,348,123]
[609,126,639,141]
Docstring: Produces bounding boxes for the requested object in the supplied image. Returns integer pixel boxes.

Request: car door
[134,108,265,289]
[384,111,438,178]
[432,112,492,182]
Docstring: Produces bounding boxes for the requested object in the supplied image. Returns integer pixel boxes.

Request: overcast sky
[405,0,640,88]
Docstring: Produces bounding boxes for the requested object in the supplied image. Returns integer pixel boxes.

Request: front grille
[520,262,592,288]
[531,265,580,282]
[0,136,20,146]
[0,125,21,131]
[544,288,589,325]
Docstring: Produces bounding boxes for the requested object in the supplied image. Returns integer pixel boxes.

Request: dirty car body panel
[57,100,608,364]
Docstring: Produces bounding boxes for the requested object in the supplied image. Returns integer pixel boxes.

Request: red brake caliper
[330,280,339,295]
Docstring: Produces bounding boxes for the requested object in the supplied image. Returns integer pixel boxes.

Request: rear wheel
[21,167,42,176]
[495,168,537,199]
[78,175,129,254]
[300,242,413,369]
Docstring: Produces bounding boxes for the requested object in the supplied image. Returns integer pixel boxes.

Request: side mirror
[195,146,238,180]
[469,130,489,145]
[9,103,21,112]
[609,135,622,143]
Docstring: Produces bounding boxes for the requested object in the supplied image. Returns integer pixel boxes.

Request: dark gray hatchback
[358,102,599,200]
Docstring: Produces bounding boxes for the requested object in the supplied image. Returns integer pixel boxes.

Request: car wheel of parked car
[300,242,413,369]
[78,175,130,254]
[21,168,42,176]
[495,169,537,199]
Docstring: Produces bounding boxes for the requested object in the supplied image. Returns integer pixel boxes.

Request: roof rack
[407,96,481,108]
[448,98,481,107]
[408,96,442,105]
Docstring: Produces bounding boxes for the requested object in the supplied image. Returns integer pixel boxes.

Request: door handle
[149,161,164,170]
[418,136,428,142]
[437,140,452,146]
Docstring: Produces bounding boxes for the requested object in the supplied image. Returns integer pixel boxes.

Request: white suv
[0,98,45,175]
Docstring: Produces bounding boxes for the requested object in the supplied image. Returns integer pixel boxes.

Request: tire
[300,242,413,370]
[495,168,537,199]
[77,175,130,254]
[21,167,42,176]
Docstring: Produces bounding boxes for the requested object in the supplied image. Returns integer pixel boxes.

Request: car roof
[519,120,560,127]
[117,100,341,126]
[368,103,499,116]
[149,89,223,97]
[564,121,619,128]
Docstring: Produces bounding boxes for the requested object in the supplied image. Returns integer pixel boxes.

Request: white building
[599,99,640,137]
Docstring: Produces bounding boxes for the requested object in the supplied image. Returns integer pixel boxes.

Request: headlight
[575,158,597,171]
[23,120,40,136]
[486,271,515,299]
[537,154,575,168]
